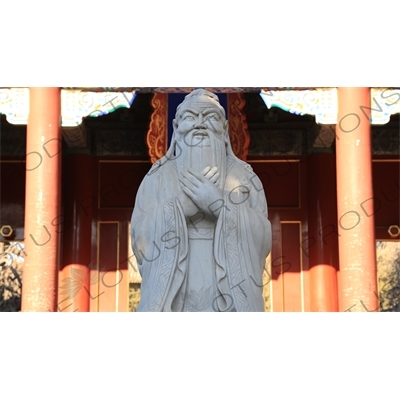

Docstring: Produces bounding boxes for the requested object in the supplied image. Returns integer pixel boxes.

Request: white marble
[131,89,271,311]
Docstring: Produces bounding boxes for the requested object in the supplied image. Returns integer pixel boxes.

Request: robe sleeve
[214,169,271,312]
[130,167,188,311]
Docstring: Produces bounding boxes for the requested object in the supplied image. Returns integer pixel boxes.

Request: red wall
[1,156,399,311]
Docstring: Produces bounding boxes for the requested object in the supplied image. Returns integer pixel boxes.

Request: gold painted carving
[227,93,250,161]
[146,93,168,163]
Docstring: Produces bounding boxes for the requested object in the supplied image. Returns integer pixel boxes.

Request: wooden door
[89,159,151,312]
[250,159,310,312]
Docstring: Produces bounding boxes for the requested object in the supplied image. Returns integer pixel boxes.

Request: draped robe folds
[131,154,272,312]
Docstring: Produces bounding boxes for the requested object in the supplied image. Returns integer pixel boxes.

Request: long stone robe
[130,154,271,312]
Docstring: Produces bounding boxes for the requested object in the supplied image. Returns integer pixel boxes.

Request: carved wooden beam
[227,93,250,161]
[146,93,168,163]
[62,87,265,93]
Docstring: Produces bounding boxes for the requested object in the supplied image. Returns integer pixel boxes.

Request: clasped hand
[178,166,223,218]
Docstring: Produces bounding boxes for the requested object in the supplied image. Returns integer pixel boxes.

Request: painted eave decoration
[1,88,399,127]
[260,88,400,125]
[0,88,136,127]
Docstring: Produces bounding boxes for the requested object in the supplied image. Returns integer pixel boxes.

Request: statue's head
[151,89,241,188]
[169,89,229,178]
[172,89,228,147]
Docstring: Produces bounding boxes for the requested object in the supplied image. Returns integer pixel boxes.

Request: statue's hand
[202,166,220,185]
[177,190,199,218]
[177,166,220,218]
[179,167,224,218]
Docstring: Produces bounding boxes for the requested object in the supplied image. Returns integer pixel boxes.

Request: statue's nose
[193,121,207,129]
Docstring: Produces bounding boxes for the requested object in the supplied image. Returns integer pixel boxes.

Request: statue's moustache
[188,130,210,147]
[192,131,208,139]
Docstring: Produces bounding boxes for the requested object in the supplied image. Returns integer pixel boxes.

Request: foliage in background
[129,283,141,312]
[0,242,24,312]
[377,241,400,312]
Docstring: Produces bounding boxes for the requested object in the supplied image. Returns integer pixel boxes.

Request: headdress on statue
[175,89,226,120]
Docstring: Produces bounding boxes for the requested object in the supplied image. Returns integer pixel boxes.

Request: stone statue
[130,89,271,311]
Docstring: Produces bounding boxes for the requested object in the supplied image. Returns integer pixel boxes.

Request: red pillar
[58,154,94,312]
[335,87,379,312]
[21,88,62,311]
[308,153,339,311]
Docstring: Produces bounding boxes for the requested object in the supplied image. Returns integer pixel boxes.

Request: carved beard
[176,130,227,191]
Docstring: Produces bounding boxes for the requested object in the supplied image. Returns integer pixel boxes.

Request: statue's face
[173,99,227,147]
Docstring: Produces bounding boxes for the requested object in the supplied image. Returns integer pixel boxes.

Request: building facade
[0,87,399,312]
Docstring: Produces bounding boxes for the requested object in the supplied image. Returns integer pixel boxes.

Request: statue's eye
[183,115,194,121]
[206,114,218,121]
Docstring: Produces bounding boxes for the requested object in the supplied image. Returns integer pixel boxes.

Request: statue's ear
[173,119,178,131]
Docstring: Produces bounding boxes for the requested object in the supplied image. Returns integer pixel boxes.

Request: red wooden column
[58,154,94,312]
[21,88,62,311]
[335,87,379,312]
[308,153,339,311]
